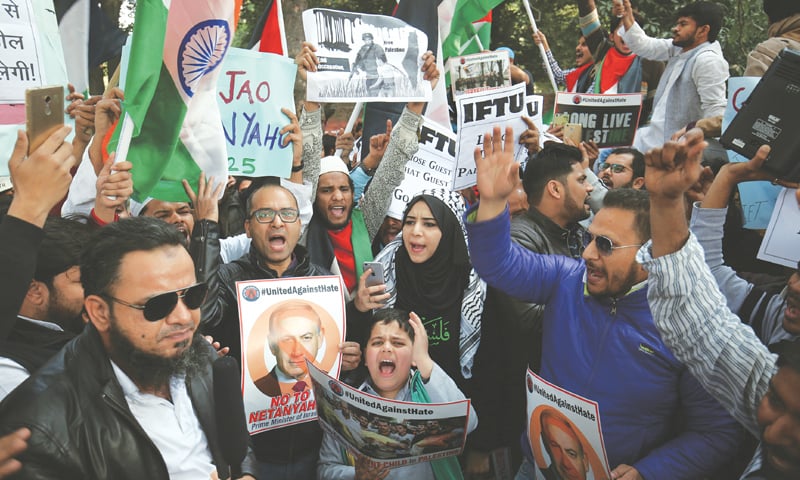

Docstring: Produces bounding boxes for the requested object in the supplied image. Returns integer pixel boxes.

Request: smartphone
[363,262,385,287]
[564,123,583,145]
[25,85,64,154]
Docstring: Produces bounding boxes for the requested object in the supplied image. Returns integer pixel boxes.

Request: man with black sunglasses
[0,217,256,479]
[465,126,742,480]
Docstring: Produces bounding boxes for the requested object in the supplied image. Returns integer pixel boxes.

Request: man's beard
[108,323,205,392]
[314,203,353,231]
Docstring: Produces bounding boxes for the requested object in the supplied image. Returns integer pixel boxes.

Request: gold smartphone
[25,85,64,154]
[563,123,583,145]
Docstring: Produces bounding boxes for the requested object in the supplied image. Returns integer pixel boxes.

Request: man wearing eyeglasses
[197,183,358,479]
[465,126,742,480]
[0,217,257,479]
[598,147,645,190]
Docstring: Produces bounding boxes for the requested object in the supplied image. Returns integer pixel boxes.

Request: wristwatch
[360,164,376,176]
[291,160,304,172]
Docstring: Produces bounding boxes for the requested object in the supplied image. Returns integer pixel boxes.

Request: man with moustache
[598,147,646,190]
[466,126,741,480]
[0,217,256,479]
[617,0,728,152]
[197,183,360,479]
[0,217,91,400]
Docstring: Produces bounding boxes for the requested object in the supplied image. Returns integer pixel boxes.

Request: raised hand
[644,128,707,200]
[474,125,519,221]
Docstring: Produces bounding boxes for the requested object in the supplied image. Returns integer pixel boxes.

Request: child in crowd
[317,308,478,479]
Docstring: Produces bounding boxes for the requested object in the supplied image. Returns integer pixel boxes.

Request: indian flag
[109,0,240,202]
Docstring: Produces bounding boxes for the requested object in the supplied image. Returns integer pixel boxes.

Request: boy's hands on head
[409,312,433,381]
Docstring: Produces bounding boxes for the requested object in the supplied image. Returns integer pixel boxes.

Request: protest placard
[216,48,296,178]
[448,50,510,98]
[309,362,472,467]
[302,8,431,103]
[237,275,346,434]
[723,77,783,229]
[0,0,44,102]
[757,188,800,269]
[453,83,533,190]
[526,370,611,480]
[387,119,456,218]
[553,93,642,148]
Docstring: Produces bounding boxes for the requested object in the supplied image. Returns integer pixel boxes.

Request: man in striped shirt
[638,129,800,479]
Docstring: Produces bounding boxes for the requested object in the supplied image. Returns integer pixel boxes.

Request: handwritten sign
[526,370,611,480]
[0,0,44,102]
[723,77,782,229]
[387,120,456,218]
[237,275,346,434]
[454,83,534,190]
[216,47,296,178]
[553,93,642,147]
[757,188,800,269]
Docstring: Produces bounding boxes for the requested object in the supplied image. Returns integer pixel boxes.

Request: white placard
[757,188,800,268]
[237,275,346,434]
[387,119,456,219]
[526,370,611,480]
[302,8,431,103]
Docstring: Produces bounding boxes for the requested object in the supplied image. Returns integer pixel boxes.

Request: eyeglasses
[103,283,208,321]
[583,231,642,256]
[598,163,631,174]
[250,208,300,224]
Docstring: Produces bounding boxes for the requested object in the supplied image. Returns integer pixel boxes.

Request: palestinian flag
[108,0,240,202]
[440,0,503,59]
[247,0,287,56]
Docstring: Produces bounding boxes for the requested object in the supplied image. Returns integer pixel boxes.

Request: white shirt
[111,361,215,480]
[0,317,65,400]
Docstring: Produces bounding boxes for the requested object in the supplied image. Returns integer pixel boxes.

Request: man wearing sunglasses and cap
[465,126,742,480]
[0,217,256,479]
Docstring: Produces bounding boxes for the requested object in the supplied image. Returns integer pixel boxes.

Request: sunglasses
[250,208,300,224]
[104,282,208,321]
[598,163,631,174]
[583,231,642,256]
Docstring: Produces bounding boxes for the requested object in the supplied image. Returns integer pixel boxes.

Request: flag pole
[334,102,363,158]
[522,0,558,94]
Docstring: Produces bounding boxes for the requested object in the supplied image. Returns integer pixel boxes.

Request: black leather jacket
[0,325,256,479]
[193,219,332,465]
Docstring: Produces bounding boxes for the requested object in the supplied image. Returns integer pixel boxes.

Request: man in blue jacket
[464,126,742,480]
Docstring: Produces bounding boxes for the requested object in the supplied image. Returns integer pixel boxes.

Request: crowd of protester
[1,0,800,479]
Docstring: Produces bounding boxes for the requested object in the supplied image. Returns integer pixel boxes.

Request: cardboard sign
[216,48,296,178]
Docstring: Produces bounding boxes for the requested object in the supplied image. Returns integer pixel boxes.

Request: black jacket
[195,219,332,464]
[0,325,256,479]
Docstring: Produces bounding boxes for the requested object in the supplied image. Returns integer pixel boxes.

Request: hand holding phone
[363,262,385,288]
[25,85,65,155]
